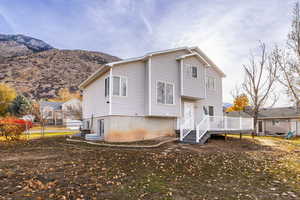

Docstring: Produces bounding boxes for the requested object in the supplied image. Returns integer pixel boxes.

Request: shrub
[0,117,33,140]
[9,95,32,117]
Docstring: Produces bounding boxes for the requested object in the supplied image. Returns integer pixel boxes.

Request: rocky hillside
[0,34,53,58]
[0,34,120,99]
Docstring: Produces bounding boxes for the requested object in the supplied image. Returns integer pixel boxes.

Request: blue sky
[0,0,296,105]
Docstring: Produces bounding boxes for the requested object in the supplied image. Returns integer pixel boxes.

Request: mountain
[0,34,54,58]
[223,102,233,109]
[0,34,120,99]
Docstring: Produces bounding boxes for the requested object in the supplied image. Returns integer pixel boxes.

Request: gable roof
[79,46,226,89]
[257,107,300,119]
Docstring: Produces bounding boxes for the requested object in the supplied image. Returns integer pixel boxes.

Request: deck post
[225,132,227,141]
[180,122,183,141]
[240,133,242,140]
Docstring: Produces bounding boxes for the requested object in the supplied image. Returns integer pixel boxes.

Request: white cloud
[149,0,293,106]
[0,0,295,106]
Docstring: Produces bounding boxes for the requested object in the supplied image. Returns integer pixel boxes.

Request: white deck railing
[207,116,254,131]
[181,115,254,142]
[180,117,193,141]
[196,116,209,143]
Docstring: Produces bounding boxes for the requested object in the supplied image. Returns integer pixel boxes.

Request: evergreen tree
[10,95,32,117]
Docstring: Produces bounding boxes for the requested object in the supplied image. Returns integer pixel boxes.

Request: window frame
[208,106,214,116]
[105,77,110,97]
[191,66,198,79]
[206,76,216,91]
[105,75,128,97]
[156,80,175,105]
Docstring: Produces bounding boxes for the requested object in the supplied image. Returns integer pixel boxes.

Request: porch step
[181,130,211,144]
[85,134,101,141]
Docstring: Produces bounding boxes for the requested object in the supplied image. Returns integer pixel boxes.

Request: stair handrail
[196,115,210,143]
[180,117,193,141]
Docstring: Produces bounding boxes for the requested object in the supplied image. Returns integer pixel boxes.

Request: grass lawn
[0,136,299,199]
[0,131,77,141]
[30,126,72,131]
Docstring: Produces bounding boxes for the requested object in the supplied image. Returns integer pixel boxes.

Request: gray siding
[111,61,146,116]
[195,67,223,123]
[82,71,109,119]
[150,50,189,117]
[182,56,206,99]
[82,48,224,129]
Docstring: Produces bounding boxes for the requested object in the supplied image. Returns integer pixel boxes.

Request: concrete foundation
[105,116,176,142]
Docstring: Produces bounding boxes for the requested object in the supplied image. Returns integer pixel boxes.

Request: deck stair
[182,130,211,144]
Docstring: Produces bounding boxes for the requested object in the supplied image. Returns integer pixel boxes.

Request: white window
[157,81,174,105]
[105,76,127,97]
[105,77,110,97]
[206,76,216,90]
[192,66,198,78]
[113,76,120,96]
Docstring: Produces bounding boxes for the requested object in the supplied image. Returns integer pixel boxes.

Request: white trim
[204,67,207,98]
[112,75,128,97]
[191,66,198,79]
[156,80,175,105]
[189,46,226,77]
[180,59,183,95]
[105,75,128,98]
[80,46,226,89]
[148,56,152,115]
[109,67,113,115]
[177,52,210,66]
[106,47,190,67]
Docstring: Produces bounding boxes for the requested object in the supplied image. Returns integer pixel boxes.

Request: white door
[184,102,195,129]
[257,120,264,135]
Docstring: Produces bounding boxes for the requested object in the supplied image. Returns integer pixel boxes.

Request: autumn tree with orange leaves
[226,94,249,112]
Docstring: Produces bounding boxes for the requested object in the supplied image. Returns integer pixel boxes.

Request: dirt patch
[0,136,299,200]
[182,135,273,153]
[0,152,57,162]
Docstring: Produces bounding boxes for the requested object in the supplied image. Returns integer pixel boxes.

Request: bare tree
[230,84,242,99]
[29,101,47,136]
[64,104,82,120]
[272,2,300,104]
[242,42,278,133]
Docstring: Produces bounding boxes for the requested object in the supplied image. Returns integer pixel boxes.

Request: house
[80,46,254,143]
[226,106,300,136]
[40,98,82,128]
[40,101,64,125]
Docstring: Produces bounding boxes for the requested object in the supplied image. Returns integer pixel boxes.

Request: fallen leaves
[0,137,299,199]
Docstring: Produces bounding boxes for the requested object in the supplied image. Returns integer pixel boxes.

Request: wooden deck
[208,129,254,135]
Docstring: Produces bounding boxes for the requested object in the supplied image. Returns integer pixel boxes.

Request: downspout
[148,56,152,115]
[109,67,113,115]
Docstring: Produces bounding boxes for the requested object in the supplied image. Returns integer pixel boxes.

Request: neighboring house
[40,98,82,127]
[80,46,229,142]
[226,106,300,136]
[40,101,63,125]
